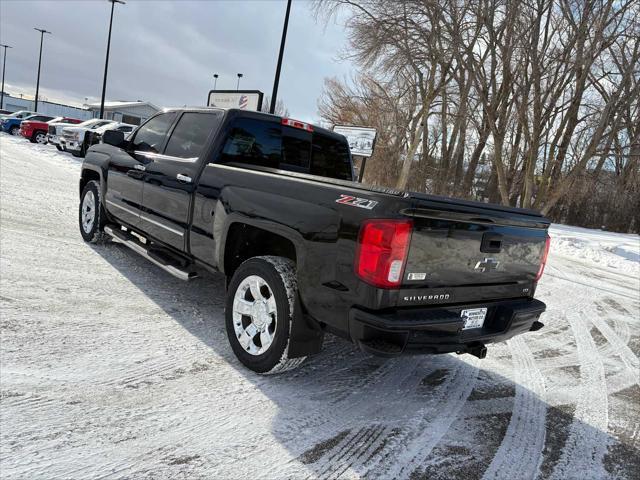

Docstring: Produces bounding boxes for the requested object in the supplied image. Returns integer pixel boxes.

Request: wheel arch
[220,218,302,278]
[79,166,104,198]
[218,216,323,358]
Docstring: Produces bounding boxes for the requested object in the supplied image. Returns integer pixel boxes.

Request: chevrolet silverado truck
[78,107,550,374]
[46,117,84,150]
[60,119,115,156]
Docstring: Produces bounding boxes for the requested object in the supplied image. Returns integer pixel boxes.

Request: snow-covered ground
[1,133,638,479]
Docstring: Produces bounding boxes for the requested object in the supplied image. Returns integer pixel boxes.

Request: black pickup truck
[78,107,550,374]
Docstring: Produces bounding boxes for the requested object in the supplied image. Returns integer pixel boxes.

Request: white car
[60,119,115,157]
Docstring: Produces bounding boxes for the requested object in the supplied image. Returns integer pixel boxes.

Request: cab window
[130,113,177,153]
[164,112,223,159]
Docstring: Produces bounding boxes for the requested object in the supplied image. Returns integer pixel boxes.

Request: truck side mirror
[103,129,126,148]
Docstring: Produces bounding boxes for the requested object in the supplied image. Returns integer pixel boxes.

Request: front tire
[32,131,47,144]
[79,180,107,243]
[55,145,62,151]
[225,256,306,374]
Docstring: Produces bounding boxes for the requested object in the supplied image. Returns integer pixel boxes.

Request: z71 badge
[335,194,378,210]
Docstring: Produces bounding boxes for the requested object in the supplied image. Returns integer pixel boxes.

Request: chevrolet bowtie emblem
[474,257,500,272]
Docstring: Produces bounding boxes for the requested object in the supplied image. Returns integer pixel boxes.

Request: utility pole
[100,0,126,119]
[33,28,51,111]
[270,0,292,114]
[236,73,243,91]
[213,73,219,90]
[0,44,12,110]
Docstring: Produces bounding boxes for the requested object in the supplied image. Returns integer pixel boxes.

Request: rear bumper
[349,298,546,357]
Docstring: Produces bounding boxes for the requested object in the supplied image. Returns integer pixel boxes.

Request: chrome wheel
[232,275,277,355]
[35,133,46,144]
[81,190,96,234]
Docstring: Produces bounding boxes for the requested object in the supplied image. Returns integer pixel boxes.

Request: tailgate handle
[481,233,503,253]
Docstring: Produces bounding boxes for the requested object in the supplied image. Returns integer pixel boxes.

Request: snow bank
[549,224,639,275]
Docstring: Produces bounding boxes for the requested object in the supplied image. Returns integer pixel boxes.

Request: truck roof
[160,107,343,142]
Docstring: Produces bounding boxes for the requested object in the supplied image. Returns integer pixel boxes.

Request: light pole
[236,73,243,91]
[0,44,12,110]
[213,73,219,90]
[100,0,126,119]
[33,28,51,112]
[270,0,292,114]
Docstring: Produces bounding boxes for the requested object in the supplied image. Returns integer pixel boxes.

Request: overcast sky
[0,0,354,123]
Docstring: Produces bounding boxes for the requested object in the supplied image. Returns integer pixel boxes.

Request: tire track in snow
[549,310,609,480]
[62,359,409,480]
[589,315,639,384]
[481,337,546,480]
[366,357,480,479]
[301,357,425,478]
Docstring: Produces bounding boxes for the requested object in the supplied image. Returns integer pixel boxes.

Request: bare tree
[315,0,640,232]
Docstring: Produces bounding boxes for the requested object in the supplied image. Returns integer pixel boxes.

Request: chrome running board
[104,226,198,281]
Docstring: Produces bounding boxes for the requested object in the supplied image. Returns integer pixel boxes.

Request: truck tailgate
[401,196,549,291]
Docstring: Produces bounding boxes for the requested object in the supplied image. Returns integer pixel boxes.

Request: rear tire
[225,256,306,374]
[9,126,19,136]
[55,145,62,151]
[79,180,108,243]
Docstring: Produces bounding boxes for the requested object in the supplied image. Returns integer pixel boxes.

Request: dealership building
[86,100,160,126]
[1,93,159,126]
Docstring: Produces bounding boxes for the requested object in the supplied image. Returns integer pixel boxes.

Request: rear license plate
[461,308,487,330]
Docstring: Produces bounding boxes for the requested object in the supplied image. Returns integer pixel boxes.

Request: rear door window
[219,117,353,180]
[219,118,281,168]
[130,112,177,153]
[164,112,223,159]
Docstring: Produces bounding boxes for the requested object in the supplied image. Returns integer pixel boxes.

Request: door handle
[176,174,192,183]
[134,164,146,171]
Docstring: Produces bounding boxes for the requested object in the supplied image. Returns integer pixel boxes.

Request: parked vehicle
[85,122,136,149]
[20,116,82,144]
[47,118,86,150]
[0,109,35,121]
[60,119,114,157]
[78,108,550,374]
[1,111,41,135]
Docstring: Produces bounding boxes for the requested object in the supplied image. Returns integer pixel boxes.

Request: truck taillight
[355,219,413,288]
[535,236,551,281]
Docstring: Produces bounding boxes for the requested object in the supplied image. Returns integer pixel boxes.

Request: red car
[20,116,82,144]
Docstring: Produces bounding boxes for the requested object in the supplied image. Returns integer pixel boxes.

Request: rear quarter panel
[192,163,411,335]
